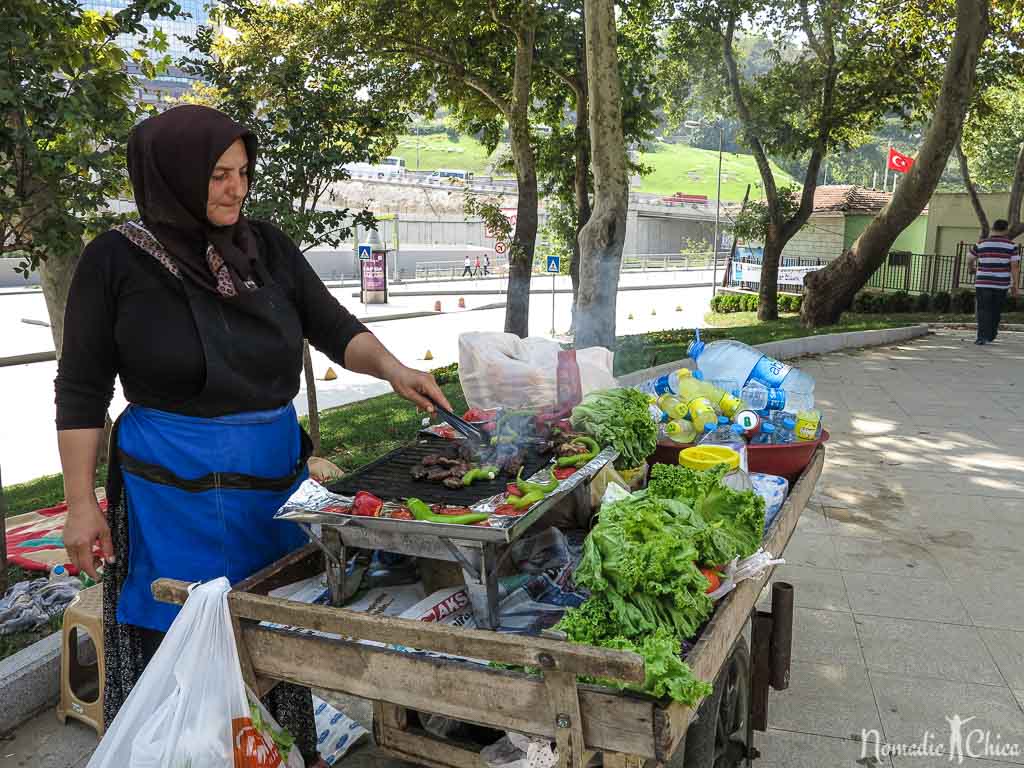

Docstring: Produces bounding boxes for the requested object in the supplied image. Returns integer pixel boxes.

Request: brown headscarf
[127,105,260,294]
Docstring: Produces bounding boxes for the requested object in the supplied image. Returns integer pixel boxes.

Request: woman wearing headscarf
[54,105,451,765]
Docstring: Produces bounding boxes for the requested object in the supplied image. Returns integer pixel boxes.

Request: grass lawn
[387,132,793,202]
[634,142,797,200]
[390,133,500,176]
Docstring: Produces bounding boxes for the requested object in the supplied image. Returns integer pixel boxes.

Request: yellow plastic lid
[678,445,740,472]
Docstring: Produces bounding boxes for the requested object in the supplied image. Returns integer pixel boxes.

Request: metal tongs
[429,397,488,446]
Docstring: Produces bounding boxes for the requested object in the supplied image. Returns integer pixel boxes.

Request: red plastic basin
[747,429,830,484]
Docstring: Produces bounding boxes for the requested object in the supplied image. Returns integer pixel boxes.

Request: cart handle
[152,578,646,684]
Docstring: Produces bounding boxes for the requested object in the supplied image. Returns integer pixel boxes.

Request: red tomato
[553,467,577,481]
[435,505,474,516]
[389,508,414,520]
[321,504,353,515]
[352,491,383,517]
[506,483,523,496]
[493,504,525,516]
[701,568,722,594]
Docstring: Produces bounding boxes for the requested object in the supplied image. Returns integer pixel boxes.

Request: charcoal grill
[326,434,551,508]
[291,434,617,628]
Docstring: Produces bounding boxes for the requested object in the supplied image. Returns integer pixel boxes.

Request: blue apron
[116,405,309,631]
[113,233,311,632]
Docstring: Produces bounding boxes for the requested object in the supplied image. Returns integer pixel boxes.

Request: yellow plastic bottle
[675,378,719,433]
[699,382,743,418]
[664,419,698,444]
[657,394,689,421]
[795,409,822,441]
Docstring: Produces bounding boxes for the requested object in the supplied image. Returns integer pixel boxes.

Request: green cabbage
[556,491,715,705]
[648,463,766,566]
[570,388,658,470]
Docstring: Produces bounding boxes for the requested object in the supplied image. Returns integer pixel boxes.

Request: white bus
[429,169,473,184]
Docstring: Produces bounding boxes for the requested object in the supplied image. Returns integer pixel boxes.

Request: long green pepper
[405,498,490,525]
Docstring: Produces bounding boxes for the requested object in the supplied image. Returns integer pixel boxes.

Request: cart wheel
[674,638,751,768]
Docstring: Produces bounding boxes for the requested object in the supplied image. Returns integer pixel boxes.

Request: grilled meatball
[443,476,464,489]
[410,464,429,480]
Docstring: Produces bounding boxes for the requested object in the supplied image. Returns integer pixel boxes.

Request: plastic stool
[56,584,105,737]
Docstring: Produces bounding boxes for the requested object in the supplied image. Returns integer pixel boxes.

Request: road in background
[1,274,713,485]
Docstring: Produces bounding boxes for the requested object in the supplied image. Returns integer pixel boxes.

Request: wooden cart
[153,446,824,768]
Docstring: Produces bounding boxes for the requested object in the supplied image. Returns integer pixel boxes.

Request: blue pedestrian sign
[546,255,561,274]
[358,244,372,261]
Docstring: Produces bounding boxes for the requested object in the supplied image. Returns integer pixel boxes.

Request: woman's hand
[386,364,452,414]
[64,496,114,580]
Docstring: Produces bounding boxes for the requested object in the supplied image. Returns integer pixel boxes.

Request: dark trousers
[461,266,474,277]
[976,287,1007,342]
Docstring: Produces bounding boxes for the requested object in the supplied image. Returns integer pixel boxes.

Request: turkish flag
[888,148,914,174]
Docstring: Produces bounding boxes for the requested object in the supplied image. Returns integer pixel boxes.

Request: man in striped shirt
[969,219,1021,345]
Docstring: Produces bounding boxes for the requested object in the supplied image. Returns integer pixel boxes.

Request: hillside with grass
[387,132,798,202]
[636,141,798,200]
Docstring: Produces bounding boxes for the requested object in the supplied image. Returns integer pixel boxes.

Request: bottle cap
[761,423,776,433]
[783,418,796,429]
[53,565,66,575]
[703,423,716,433]
[718,415,729,425]
[691,369,704,380]
[730,424,745,435]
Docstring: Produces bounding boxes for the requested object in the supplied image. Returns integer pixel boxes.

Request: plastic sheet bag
[87,578,303,768]
[707,549,786,601]
[458,332,615,410]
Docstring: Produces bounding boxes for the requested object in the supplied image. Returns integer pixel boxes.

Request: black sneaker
[975,339,988,345]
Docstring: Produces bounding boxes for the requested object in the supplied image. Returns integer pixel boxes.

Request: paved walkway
[5,329,1024,768]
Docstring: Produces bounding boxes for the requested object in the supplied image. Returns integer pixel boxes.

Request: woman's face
[207,139,249,227]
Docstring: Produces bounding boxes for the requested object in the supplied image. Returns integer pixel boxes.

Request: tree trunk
[303,341,321,456]
[1008,141,1024,239]
[38,249,78,359]
[575,0,628,350]
[758,229,783,321]
[569,76,592,335]
[0,466,7,595]
[801,0,990,327]
[504,28,539,339]
[957,141,989,237]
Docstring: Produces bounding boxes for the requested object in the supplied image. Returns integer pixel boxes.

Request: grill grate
[327,435,552,507]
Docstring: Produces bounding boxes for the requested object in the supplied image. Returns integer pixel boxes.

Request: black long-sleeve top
[55,221,368,429]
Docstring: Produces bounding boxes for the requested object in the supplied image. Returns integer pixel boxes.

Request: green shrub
[777,295,793,312]
[885,291,912,313]
[743,294,758,311]
[914,292,932,312]
[430,362,460,385]
[953,288,975,314]
[791,295,803,313]
[852,291,880,313]
[931,291,951,313]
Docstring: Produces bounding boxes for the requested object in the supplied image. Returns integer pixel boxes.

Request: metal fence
[725,256,828,295]
[725,244,1023,296]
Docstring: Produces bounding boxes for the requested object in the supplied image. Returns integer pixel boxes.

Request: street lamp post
[685,119,724,296]
[712,123,723,297]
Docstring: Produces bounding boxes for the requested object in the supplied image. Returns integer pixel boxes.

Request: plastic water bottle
[49,564,77,584]
[741,381,813,413]
[752,423,776,445]
[636,368,695,397]
[688,329,815,406]
[771,414,797,444]
[661,419,698,444]
[701,420,746,445]
[648,403,668,424]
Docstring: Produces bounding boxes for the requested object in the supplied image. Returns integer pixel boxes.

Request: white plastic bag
[87,578,303,768]
[458,332,615,410]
